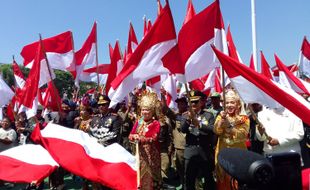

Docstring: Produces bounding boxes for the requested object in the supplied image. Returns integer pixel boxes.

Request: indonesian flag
[212,46,310,126]
[125,22,139,64]
[190,67,222,95]
[0,76,14,107]
[272,64,299,81]
[12,60,26,89]
[105,41,124,95]
[203,67,223,93]
[21,31,74,71]
[183,0,196,25]
[38,81,62,111]
[275,54,310,95]
[31,123,137,190]
[249,54,255,71]
[226,25,243,62]
[299,37,310,78]
[162,74,178,109]
[79,64,109,84]
[108,2,181,107]
[157,0,163,16]
[18,42,55,118]
[260,51,274,80]
[0,144,58,184]
[109,43,114,60]
[75,22,97,86]
[178,0,227,82]
[143,17,152,38]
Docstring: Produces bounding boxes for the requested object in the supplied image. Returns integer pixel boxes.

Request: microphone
[218,148,274,186]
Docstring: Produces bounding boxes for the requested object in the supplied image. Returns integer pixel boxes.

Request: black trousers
[184,155,216,190]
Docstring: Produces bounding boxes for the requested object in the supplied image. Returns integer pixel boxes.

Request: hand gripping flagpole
[248,104,272,142]
[39,34,62,115]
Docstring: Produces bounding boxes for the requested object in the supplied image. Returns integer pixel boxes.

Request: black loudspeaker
[266,152,302,190]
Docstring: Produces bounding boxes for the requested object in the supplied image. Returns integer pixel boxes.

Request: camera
[218,148,302,190]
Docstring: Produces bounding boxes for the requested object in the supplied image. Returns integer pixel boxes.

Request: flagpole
[94,21,100,89]
[39,34,62,114]
[70,31,79,91]
[221,67,226,110]
[251,0,258,71]
[135,140,140,189]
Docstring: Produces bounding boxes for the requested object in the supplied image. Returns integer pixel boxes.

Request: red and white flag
[109,43,114,60]
[0,144,58,184]
[12,60,26,89]
[108,3,181,107]
[249,54,255,71]
[162,74,178,109]
[0,76,14,107]
[31,123,137,190]
[275,54,310,95]
[75,22,97,87]
[125,22,139,64]
[183,0,196,25]
[299,37,310,78]
[260,51,274,80]
[21,31,74,71]
[226,25,242,62]
[178,0,227,82]
[105,41,124,95]
[38,81,62,112]
[79,64,109,84]
[18,42,54,118]
[157,0,163,16]
[212,46,310,126]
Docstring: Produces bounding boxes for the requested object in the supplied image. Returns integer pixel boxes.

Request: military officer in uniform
[90,95,122,146]
[181,90,216,190]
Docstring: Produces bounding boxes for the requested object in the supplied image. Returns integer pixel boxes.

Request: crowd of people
[0,86,310,190]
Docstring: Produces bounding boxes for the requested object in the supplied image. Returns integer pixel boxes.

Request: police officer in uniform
[181,90,216,190]
[90,95,122,146]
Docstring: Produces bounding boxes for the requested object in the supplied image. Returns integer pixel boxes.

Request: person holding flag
[213,89,250,189]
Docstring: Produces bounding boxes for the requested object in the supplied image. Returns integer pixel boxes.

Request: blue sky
[0,0,309,69]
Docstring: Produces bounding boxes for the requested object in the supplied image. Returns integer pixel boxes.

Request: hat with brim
[189,90,202,102]
[97,95,110,105]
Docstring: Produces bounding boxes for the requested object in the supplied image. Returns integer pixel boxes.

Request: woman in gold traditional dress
[213,90,250,190]
[129,91,162,190]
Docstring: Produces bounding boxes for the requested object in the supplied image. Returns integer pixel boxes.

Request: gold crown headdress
[225,89,240,102]
[138,91,159,110]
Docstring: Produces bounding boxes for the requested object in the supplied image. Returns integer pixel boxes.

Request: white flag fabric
[0,77,14,107]
[0,144,58,184]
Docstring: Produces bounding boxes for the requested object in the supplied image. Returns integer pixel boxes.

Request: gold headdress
[138,91,159,110]
[225,89,240,102]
